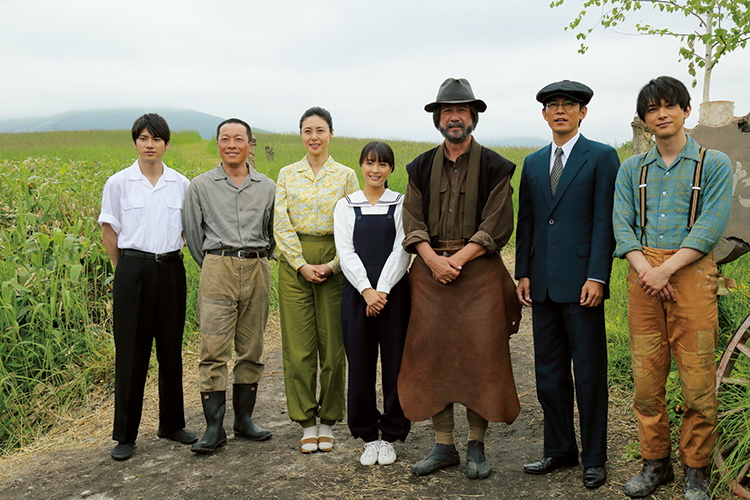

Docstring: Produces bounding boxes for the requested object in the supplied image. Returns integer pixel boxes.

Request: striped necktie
[550,147,564,197]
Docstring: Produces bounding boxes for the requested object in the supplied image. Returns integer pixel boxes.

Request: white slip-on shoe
[360,440,380,466]
[378,440,397,465]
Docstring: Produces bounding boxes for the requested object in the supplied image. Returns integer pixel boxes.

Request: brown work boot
[623,457,674,498]
[683,464,709,500]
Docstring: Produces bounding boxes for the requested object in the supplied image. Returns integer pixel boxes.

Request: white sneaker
[360,440,380,466]
[378,440,397,465]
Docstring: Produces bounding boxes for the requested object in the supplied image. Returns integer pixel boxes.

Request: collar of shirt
[126,160,177,190]
[548,132,580,173]
[295,155,337,181]
[211,162,264,186]
[642,134,701,171]
[343,189,403,207]
[442,137,476,164]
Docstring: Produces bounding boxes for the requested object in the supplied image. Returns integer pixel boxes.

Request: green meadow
[0,129,748,494]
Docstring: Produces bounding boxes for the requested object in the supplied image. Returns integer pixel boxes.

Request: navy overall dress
[341,204,411,443]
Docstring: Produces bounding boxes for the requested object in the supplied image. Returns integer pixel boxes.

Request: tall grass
[0,129,534,455]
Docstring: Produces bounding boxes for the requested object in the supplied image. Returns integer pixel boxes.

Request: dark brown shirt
[403,139,514,254]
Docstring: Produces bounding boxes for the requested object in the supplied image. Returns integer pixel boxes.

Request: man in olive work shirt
[182,118,276,454]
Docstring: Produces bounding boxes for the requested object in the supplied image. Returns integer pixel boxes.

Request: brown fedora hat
[424,78,487,113]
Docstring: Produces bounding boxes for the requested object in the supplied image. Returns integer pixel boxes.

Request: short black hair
[432,103,480,130]
[359,141,395,189]
[131,113,170,144]
[299,106,333,132]
[216,118,252,141]
[359,141,395,171]
[636,76,691,121]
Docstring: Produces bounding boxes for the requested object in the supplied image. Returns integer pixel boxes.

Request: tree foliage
[551,0,750,102]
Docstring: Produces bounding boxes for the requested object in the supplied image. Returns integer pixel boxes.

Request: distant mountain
[0,108,228,139]
[479,136,548,148]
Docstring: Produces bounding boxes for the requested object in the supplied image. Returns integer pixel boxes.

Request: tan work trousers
[628,247,718,468]
[198,254,270,391]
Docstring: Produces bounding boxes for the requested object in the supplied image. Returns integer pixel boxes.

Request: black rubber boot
[411,443,460,476]
[623,457,674,498]
[191,391,227,454]
[233,383,272,441]
[683,464,710,500]
[466,440,491,479]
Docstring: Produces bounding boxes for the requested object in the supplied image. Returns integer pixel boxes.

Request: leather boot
[233,383,272,441]
[191,391,227,454]
[683,464,710,500]
[623,457,674,498]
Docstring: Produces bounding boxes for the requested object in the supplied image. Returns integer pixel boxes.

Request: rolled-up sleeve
[613,158,641,259]
[98,178,121,234]
[182,181,206,267]
[402,179,431,253]
[469,174,514,253]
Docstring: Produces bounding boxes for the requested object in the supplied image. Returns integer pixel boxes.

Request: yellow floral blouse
[274,155,360,272]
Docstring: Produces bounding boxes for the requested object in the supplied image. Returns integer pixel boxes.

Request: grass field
[1,128,748,494]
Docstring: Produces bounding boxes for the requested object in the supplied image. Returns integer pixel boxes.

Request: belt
[120,249,183,262]
[206,248,267,259]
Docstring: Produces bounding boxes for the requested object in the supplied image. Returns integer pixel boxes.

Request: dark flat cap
[425,78,487,113]
[536,80,593,106]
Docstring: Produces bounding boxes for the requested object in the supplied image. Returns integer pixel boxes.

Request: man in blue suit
[515,80,620,489]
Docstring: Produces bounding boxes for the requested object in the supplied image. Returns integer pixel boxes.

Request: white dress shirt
[333,189,411,294]
[98,160,189,254]
[548,132,581,173]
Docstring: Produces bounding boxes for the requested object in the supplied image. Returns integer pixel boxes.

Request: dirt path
[0,308,714,500]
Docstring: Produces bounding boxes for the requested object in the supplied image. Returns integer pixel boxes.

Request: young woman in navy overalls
[333,141,411,466]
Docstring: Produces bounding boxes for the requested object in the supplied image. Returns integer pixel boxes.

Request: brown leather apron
[397,253,521,423]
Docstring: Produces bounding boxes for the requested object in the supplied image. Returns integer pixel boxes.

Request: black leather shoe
[623,457,674,498]
[111,442,135,461]
[466,440,491,480]
[524,456,579,475]
[157,428,198,444]
[583,465,607,489]
[683,464,709,500]
[411,444,460,476]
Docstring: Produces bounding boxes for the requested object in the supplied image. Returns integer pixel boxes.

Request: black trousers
[112,252,187,444]
[341,278,410,443]
[532,296,609,467]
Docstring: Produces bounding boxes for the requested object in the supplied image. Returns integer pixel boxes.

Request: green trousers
[278,235,346,427]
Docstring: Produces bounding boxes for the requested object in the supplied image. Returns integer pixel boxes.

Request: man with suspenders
[613,76,732,500]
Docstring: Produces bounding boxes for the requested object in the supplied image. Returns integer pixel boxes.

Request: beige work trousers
[198,254,270,391]
[628,247,719,468]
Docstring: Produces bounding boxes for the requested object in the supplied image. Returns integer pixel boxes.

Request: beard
[439,121,474,144]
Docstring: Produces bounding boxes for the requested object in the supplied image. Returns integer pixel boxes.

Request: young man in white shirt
[99,113,196,461]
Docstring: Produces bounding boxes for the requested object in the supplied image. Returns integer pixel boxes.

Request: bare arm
[102,223,120,267]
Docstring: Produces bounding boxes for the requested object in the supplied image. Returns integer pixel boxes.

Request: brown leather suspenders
[638,147,707,243]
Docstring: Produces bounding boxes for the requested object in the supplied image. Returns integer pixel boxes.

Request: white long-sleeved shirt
[333,189,411,294]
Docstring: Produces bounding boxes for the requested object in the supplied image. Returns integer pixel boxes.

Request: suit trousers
[279,235,346,427]
[532,296,609,467]
[197,253,270,391]
[112,252,187,444]
[628,248,718,468]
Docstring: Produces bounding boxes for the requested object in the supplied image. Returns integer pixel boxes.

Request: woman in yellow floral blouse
[274,107,359,453]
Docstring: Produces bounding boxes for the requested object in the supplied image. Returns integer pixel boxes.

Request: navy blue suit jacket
[515,135,620,304]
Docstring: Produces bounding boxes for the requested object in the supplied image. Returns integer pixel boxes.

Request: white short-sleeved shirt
[98,160,190,253]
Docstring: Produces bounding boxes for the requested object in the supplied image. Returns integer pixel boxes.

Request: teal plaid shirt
[613,135,732,258]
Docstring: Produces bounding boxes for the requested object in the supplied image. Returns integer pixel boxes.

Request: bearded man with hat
[398,77,521,479]
[515,80,620,489]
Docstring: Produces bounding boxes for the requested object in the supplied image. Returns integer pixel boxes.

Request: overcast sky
[2,0,749,146]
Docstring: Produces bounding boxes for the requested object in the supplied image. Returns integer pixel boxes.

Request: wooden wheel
[716,312,750,498]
